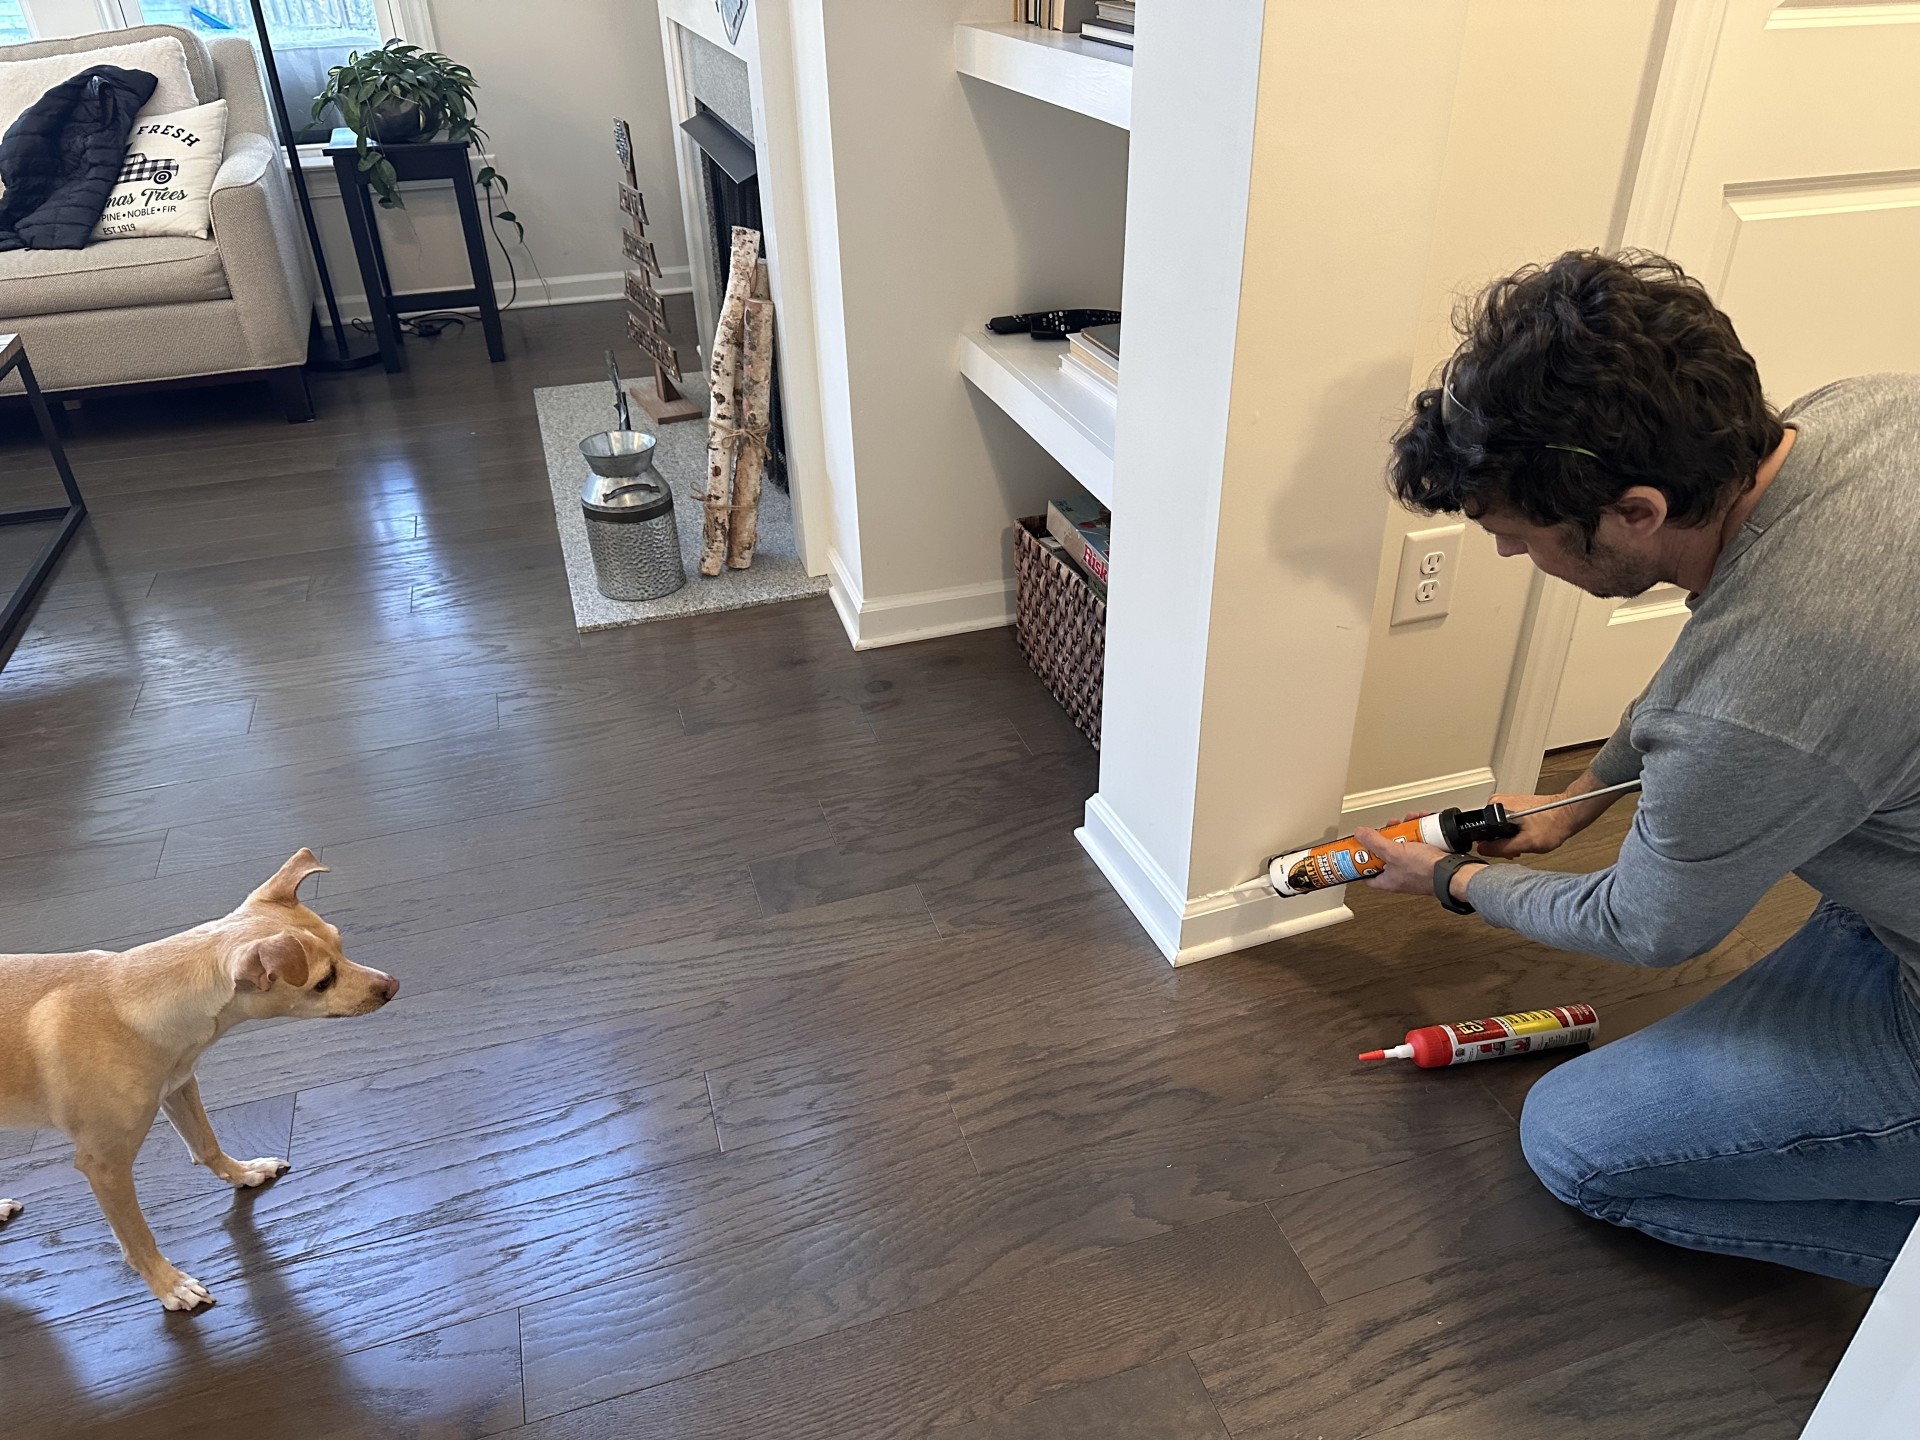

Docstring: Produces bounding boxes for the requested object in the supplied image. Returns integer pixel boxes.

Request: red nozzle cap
[1358,1049,1388,1062]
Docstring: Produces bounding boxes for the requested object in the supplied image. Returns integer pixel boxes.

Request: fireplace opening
[681,104,787,491]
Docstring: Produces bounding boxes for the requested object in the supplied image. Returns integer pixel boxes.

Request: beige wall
[1343,0,1667,797]
[311,0,688,311]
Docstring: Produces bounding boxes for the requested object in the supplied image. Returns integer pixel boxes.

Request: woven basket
[1014,516,1106,749]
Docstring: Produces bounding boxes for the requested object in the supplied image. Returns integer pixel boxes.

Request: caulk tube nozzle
[1359,1044,1416,1062]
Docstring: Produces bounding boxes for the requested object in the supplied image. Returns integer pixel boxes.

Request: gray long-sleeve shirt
[1468,374,1920,1007]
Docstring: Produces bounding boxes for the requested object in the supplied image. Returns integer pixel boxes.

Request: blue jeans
[1520,900,1920,1285]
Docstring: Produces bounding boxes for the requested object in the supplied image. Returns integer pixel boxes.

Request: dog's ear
[233,931,311,992]
[250,848,328,907]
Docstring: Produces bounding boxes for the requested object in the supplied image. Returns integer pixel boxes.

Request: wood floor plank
[1,1301,525,1440]
[193,885,939,1105]
[1189,1223,1785,1440]
[0,1104,973,1402]
[930,1356,1230,1440]
[515,1068,1513,1423]
[1703,1272,1875,1426]
[0,1072,721,1338]
[1360,1320,1796,1440]
[510,1206,1320,1440]
[1267,1132,1586,1304]
[1,1092,293,1240]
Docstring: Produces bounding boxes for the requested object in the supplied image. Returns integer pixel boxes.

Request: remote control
[985,309,1122,339]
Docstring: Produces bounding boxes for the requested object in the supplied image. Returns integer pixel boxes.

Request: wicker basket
[1014,515,1106,749]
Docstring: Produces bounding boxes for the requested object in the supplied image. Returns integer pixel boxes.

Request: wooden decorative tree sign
[614,118,700,425]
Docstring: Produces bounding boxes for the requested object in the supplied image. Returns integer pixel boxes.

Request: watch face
[720,0,749,43]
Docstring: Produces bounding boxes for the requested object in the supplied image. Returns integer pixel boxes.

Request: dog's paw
[218,1156,291,1189]
[150,1267,214,1312]
[0,1198,21,1226]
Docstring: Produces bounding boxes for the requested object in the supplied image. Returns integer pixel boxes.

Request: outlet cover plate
[1391,523,1464,626]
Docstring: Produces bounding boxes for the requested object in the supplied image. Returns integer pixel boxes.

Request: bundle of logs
[699,226,776,576]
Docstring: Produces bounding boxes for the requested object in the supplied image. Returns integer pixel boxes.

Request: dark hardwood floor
[0,304,1867,1438]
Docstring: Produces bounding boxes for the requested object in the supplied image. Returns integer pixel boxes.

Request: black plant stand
[0,334,87,661]
[323,129,507,374]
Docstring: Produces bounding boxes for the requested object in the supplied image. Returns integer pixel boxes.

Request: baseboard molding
[1077,793,1352,967]
[825,546,1015,650]
[317,266,693,323]
[1340,766,1498,829]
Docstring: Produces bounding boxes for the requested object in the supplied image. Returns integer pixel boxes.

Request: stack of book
[1014,0,1096,29]
[1059,321,1120,405]
[1079,0,1135,49]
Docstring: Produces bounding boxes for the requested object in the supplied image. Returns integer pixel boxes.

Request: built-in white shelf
[954,23,1133,130]
[961,329,1116,507]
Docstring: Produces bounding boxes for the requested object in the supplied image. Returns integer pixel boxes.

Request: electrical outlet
[1391,524,1464,626]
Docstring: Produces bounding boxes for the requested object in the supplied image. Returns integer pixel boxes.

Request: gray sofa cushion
[0,234,228,316]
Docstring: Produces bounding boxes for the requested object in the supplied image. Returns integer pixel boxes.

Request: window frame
[11,0,433,53]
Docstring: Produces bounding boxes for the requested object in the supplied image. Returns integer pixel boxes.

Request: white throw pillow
[93,99,227,241]
[0,34,199,136]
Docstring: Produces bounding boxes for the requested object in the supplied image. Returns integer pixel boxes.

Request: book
[1059,355,1119,406]
[1046,497,1111,585]
[1039,533,1106,600]
[1079,19,1135,47]
[1095,1,1135,20]
[1073,322,1121,366]
[1025,0,1099,30]
[1063,344,1119,388]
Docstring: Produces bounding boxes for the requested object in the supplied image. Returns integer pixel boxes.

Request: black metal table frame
[323,133,508,374]
[1,335,87,658]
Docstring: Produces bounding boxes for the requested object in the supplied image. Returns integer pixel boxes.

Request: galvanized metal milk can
[579,428,687,602]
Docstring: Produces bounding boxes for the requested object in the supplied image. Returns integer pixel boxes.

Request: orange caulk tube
[1359,1005,1600,1068]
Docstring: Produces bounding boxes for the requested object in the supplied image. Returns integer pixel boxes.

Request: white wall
[1342,0,1667,803]
[1081,0,1474,964]
[811,0,1129,644]
[310,0,691,314]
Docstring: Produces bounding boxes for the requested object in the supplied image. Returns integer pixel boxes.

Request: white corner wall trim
[825,546,1014,650]
[1078,794,1352,967]
[1340,766,1499,830]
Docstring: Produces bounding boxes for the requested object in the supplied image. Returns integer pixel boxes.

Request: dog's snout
[377,973,399,1002]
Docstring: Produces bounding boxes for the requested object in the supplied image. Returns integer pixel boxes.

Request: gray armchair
[0,25,317,420]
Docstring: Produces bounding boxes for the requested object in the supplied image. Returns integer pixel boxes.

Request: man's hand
[1353,826,1483,900]
[1476,772,1634,858]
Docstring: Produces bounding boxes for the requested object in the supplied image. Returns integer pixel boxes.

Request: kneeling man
[1364,250,1920,1286]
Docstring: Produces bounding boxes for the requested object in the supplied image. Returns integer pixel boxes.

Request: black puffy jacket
[0,64,158,251]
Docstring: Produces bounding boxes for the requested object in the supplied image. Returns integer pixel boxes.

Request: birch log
[701,227,762,577]
[728,262,776,569]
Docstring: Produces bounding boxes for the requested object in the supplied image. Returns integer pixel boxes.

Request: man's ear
[1609,486,1671,535]
[234,931,310,992]
[250,848,328,907]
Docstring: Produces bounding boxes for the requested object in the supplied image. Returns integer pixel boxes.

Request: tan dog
[0,849,396,1311]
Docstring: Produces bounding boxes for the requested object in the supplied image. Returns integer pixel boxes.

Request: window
[132,1,394,141]
[3,2,428,143]
[0,0,34,42]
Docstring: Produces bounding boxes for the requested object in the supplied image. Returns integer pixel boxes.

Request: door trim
[1491,0,1728,793]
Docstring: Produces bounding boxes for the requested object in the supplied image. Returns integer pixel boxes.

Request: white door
[1545,0,1920,747]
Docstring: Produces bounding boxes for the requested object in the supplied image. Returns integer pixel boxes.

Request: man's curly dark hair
[1389,250,1783,542]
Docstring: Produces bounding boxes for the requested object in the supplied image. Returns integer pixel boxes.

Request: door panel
[1545,0,1920,746]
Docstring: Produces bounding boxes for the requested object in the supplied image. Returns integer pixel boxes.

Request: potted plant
[313,41,521,239]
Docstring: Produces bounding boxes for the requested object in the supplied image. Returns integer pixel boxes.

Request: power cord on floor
[348,312,470,340]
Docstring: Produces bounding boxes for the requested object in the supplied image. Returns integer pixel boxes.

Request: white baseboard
[1077,794,1352,967]
[1340,766,1498,830]
[825,546,1015,651]
[318,266,693,322]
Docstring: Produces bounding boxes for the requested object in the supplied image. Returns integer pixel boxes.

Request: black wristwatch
[1433,853,1477,915]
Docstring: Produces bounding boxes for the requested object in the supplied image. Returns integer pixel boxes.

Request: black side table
[1,334,87,660]
[323,129,507,373]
